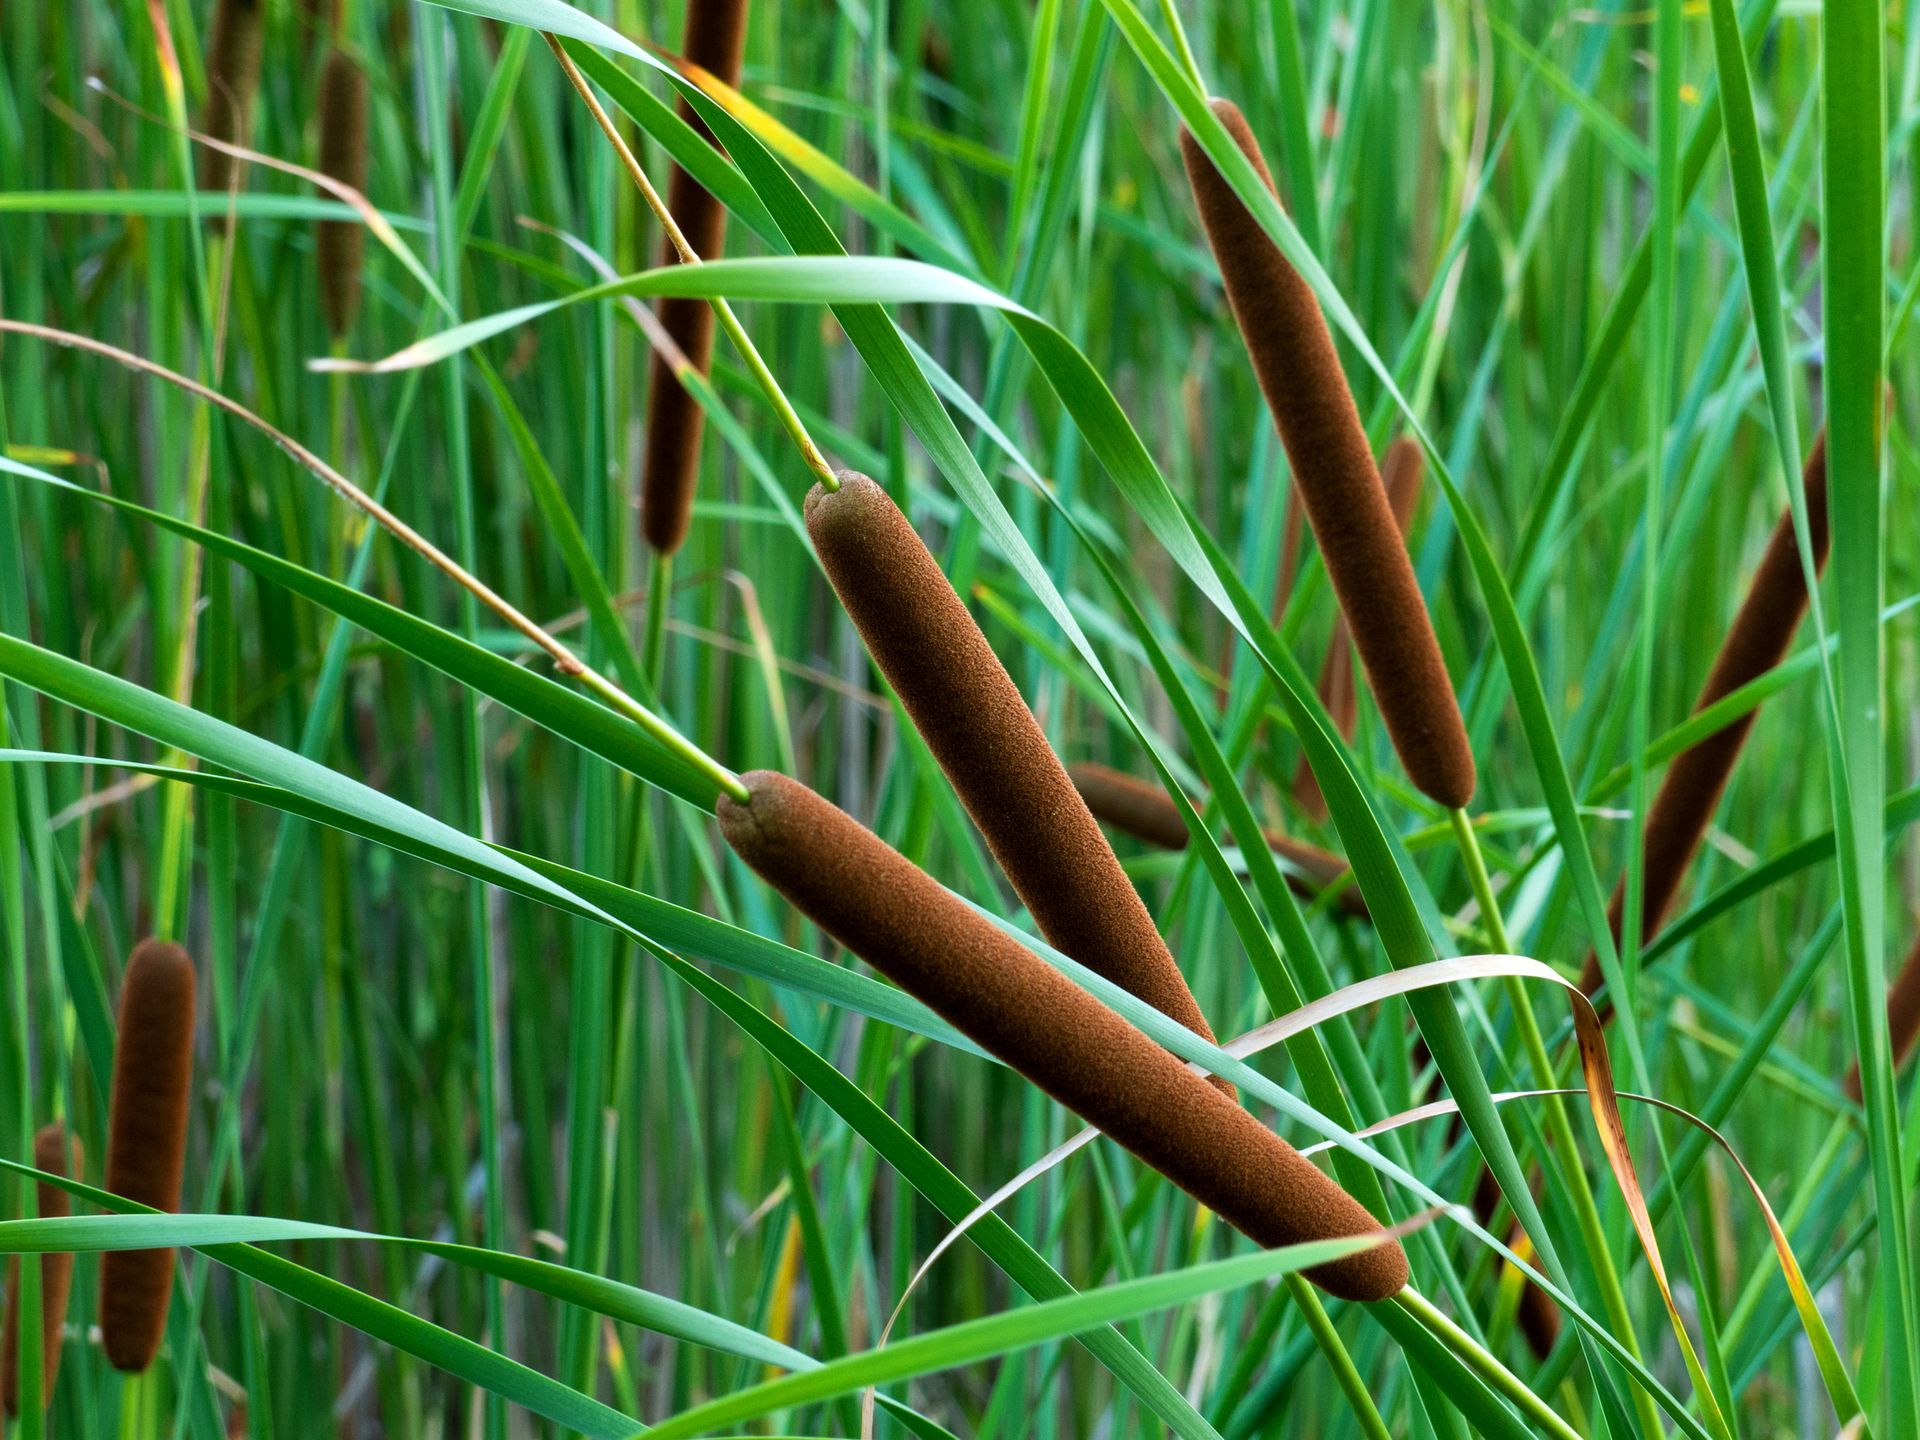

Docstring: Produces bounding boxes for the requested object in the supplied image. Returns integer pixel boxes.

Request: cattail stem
[1391,1290,1585,1440]
[1181,100,1474,810]
[807,474,1226,1087]
[541,32,834,519]
[3,1125,81,1417]
[717,769,1410,1302]
[1066,762,1365,918]
[100,941,198,1373]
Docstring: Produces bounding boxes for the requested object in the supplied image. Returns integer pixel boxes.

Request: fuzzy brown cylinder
[718,770,1410,1301]
[1180,100,1474,810]
[315,48,369,338]
[1295,436,1427,819]
[1843,932,1920,1103]
[640,0,752,556]
[809,474,1229,1089]
[100,939,197,1374]
[1,1126,82,1416]
[198,0,266,204]
[1066,762,1366,920]
[1578,436,1831,997]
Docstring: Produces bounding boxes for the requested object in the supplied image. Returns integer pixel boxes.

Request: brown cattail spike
[1578,436,1831,997]
[718,770,1410,1301]
[100,939,198,1374]
[198,0,266,204]
[2,1125,82,1416]
[639,0,752,556]
[1843,932,1920,1102]
[1066,762,1367,920]
[1296,436,1426,819]
[315,48,369,338]
[1181,101,1474,810]
[808,475,1228,1091]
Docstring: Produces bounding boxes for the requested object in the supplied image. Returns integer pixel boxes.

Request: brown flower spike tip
[718,770,1410,1302]
[1180,100,1474,810]
[1,1125,82,1416]
[316,48,370,338]
[1578,436,1830,997]
[808,473,1228,1092]
[640,0,752,556]
[100,939,198,1374]
[1066,762,1367,920]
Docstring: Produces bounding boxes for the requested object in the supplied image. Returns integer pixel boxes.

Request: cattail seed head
[1067,762,1366,919]
[2,1125,82,1417]
[1180,100,1474,809]
[315,48,369,338]
[198,0,266,207]
[1579,436,1831,996]
[1295,436,1426,819]
[100,939,197,1374]
[809,473,1227,1090]
[718,770,1410,1301]
[1843,932,1920,1103]
[640,0,752,556]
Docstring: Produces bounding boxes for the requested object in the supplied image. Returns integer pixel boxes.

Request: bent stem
[1396,1287,1586,1440]
[1449,807,1662,1440]
[542,33,836,490]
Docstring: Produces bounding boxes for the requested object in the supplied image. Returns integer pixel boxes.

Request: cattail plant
[1067,762,1367,919]
[315,47,369,338]
[2,1125,82,1417]
[1577,436,1830,997]
[99,939,198,1374]
[197,0,266,205]
[717,769,1410,1302]
[808,473,1228,1087]
[1843,932,1920,1102]
[1180,101,1474,812]
[639,0,751,556]
[1295,437,1425,819]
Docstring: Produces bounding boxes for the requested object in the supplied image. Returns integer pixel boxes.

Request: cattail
[198,0,266,205]
[1067,762,1367,920]
[718,769,1410,1301]
[100,939,197,1374]
[1843,932,1920,1102]
[315,48,369,338]
[1180,101,1474,811]
[1295,438,1425,819]
[2,1126,82,1416]
[1578,436,1831,997]
[639,0,752,556]
[809,474,1229,1091]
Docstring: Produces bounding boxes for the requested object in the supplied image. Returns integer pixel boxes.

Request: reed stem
[1394,1287,1585,1440]
[1449,808,1662,1440]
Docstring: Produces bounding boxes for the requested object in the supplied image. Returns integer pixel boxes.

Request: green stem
[1287,1275,1392,1440]
[1449,808,1663,1440]
[1395,1288,1585,1440]
[643,549,672,686]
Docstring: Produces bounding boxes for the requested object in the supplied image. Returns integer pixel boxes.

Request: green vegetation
[0,0,1913,1433]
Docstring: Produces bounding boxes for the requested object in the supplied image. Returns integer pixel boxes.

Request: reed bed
[0,0,1913,1435]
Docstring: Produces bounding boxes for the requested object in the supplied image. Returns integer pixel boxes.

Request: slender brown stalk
[1578,435,1830,997]
[100,939,197,1374]
[809,474,1230,1089]
[1181,100,1474,809]
[315,47,369,338]
[640,0,752,556]
[718,769,1410,1302]
[1843,931,1920,1102]
[2,1126,82,1416]
[1295,436,1426,819]
[1066,762,1367,919]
